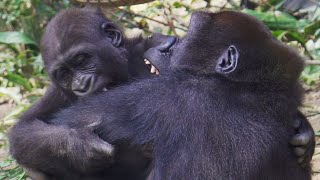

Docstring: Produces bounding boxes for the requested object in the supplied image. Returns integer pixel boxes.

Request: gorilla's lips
[144,59,160,75]
[143,36,177,75]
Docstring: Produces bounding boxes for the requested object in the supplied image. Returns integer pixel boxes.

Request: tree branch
[117,7,188,32]
[306,60,320,65]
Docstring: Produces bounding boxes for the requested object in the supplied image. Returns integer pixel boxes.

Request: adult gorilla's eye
[101,22,122,47]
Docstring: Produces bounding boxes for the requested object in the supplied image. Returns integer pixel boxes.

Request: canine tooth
[151,66,156,73]
[145,60,151,65]
[156,69,160,75]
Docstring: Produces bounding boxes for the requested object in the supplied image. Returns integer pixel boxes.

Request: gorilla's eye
[55,67,70,80]
[74,54,90,66]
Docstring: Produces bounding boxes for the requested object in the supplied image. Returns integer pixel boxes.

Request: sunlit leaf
[242,9,310,30]
[304,21,320,37]
[4,73,32,91]
[0,87,22,103]
[0,32,37,46]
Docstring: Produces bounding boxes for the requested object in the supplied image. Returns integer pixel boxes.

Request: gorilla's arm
[9,85,114,176]
[18,85,72,121]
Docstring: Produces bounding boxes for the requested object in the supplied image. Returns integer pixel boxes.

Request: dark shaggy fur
[9,7,173,180]
[48,11,312,179]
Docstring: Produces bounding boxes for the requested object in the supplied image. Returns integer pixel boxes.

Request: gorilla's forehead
[42,8,110,58]
[187,11,272,43]
[53,12,104,43]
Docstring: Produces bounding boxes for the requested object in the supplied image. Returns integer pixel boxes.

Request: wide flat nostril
[157,37,177,52]
[72,75,93,95]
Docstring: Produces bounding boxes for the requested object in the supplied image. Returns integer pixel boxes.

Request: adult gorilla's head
[41,7,128,97]
[147,11,303,86]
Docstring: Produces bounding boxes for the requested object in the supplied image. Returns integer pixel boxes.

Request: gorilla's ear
[216,45,239,74]
[101,23,123,47]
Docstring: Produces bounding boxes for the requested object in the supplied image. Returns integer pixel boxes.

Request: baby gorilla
[48,11,313,179]
[9,7,175,180]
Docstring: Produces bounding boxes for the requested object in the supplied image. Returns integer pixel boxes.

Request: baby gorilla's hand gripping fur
[9,120,114,176]
[290,111,315,167]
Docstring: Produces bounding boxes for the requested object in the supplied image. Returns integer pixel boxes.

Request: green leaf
[0,32,37,46]
[272,30,287,39]
[304,21,320,37]
[0,161,11,168]
[173,2,183,8]
[285,31,306,44]
[4,73,32,91]
[242,9,309,30]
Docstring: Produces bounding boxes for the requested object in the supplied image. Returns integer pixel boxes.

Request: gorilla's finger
[299,147,314,166]
[291,115,301,129]
[290,133,311,146]
[293,147,306,156]
[90,136,115,156]
[297,157,304,164]
[299,137,315,166]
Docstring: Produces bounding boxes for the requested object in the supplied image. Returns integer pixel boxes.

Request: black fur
[9,7,173,180]
[49,11,312,179]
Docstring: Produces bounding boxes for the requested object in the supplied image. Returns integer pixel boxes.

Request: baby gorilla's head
[41,7,128,97]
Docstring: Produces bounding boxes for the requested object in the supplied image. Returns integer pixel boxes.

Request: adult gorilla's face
[143,36,177,74]
[41,8,128,96]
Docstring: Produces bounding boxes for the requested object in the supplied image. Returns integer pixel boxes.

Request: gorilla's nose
[157,37,177,52]
[72,75,95,96]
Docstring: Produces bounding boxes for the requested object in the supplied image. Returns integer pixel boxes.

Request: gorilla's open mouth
[144,59,160,75]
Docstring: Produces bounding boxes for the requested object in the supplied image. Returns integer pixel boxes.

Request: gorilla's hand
[65,124,115,173]
[144,36,177,74]
[23,167,50,180]
[10,120,114,175]
[290,111,315,167]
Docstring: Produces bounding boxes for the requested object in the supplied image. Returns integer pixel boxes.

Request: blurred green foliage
[0,0,320,179]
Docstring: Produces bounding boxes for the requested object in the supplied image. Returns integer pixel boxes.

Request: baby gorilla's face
[42,8,128,97]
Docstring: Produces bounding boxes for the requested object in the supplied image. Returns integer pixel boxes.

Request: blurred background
[0,0,320,179]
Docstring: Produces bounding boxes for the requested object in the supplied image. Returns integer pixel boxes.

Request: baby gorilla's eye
[55,67,70,80]
[74,53,90,66]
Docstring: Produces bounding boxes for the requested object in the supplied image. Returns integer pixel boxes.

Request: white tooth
[151,66,156,73]
[156,69,160,75]
[103,88,108,92]
[145,60,150,65]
